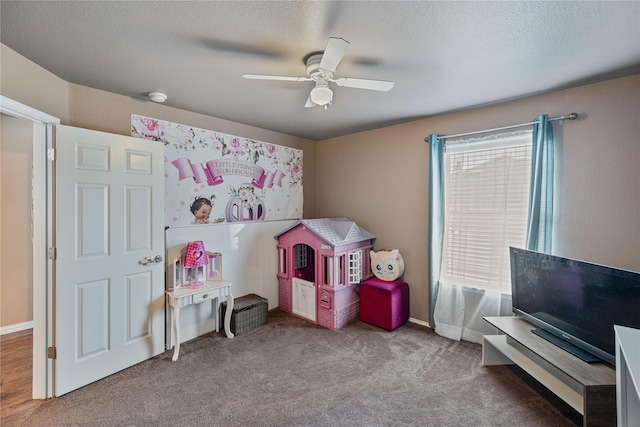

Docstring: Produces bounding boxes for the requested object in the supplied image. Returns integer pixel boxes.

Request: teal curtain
[428,116,554,329]
[427,134,445,328]
[526,115,554,252]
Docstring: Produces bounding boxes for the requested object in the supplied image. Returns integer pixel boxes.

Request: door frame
[1,96,59,398]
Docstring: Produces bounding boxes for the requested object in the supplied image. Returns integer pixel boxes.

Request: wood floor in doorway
[0,329,43,426]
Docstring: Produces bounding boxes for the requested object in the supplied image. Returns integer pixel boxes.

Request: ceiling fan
[242,37,394,109]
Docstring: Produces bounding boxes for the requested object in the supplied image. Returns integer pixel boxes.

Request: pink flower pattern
[131,114,303,225]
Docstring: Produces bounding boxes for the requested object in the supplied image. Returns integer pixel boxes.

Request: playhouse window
[294,244,308,269]
[278,247,287,275]
[323,256,333,286]
[348,250,362,284]
[364,248,372,277]
[337,255,345,286]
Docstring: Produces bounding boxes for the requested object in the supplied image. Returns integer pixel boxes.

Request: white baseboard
[409,317,430,328]
[0,320,33,335]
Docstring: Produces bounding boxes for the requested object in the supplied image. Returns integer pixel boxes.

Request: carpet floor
[19,310,580,426]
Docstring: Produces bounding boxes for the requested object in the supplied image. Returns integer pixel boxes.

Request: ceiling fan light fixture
[149,92,167,103]
[242,37,394,110]
[310,84,333,106]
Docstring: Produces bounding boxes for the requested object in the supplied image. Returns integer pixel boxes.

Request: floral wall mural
[131,115,303,227]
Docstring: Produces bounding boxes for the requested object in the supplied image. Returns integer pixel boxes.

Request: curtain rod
[425,113,578,143]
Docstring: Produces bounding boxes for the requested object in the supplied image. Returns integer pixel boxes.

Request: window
[440,131,532,294]
[278,247,287,275]
[364,248,372,277]
[323,256,333,286]
[294,244,308,269]
[348,250,362,284]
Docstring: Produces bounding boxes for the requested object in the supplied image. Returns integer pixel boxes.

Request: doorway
[1,112,34,331]
[1,96,59,399]
[291,243,316,321]
[1,112,36,405]
[293,243,315,282]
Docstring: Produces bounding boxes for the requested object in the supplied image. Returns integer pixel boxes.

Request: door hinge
[47,148,55,161]
[47,346,57,359]
[48,247,57,260]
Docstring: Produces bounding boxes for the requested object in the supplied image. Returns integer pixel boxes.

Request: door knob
[139,255,164,265]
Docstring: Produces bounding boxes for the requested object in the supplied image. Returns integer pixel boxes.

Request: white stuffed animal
[370,249,405,281]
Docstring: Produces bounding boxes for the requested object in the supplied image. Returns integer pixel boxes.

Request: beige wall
[0,44,316,218]
[1,44,67,328]
[1,44,69,121]
[2,42,639,327]
[0,43,315,328]
[0,114,35,326]
[317,74,640,322]
[63,84,317,219]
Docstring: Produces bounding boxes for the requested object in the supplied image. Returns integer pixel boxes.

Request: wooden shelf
[483,316,616,427]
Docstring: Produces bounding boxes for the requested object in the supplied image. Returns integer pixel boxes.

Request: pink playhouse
[274,217,376,330]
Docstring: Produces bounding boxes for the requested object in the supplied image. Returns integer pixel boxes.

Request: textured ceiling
[2,1,639,140]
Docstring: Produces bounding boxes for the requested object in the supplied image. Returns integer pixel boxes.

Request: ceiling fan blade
[304,95,317,108]
[243,74,310,82]
[319,37,350,73]
[333,77,394,91]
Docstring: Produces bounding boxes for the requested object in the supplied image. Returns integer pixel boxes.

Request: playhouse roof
[275,217,376,248]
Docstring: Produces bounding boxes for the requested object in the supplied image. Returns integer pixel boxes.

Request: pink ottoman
[359,278,409,331]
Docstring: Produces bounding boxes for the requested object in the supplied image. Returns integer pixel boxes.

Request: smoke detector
[149,92,167,103]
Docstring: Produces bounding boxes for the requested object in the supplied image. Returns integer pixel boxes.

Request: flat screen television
[510,247,640,366]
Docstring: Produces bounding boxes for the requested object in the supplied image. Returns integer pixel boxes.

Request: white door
[292,278,316,321]
[55,125,165,396]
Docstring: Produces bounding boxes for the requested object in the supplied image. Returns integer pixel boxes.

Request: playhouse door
[54,125,165,396]
[292,278,316,321]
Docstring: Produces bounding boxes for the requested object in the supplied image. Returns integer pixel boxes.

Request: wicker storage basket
[220,293,268,336]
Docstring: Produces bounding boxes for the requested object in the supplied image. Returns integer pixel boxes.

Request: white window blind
[441,130,532,294]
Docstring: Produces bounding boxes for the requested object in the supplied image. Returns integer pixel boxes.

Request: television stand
[531,328,601,363]
[483,316,616,427]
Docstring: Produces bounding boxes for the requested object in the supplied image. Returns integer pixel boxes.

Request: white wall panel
[124,149,152,175]
[125,186,152,252]
[76,144,109,171]
[77,183,109,258]
[165,219,296,346]
[77,279,109,359]
[125,271,153,342]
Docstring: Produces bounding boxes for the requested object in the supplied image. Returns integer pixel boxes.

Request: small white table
[165,280,234,361]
